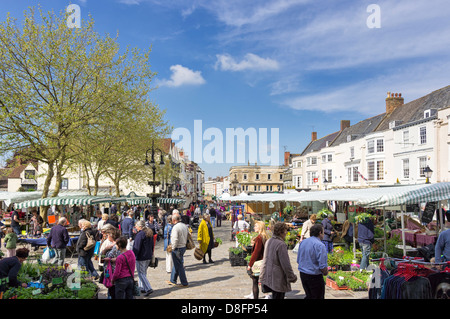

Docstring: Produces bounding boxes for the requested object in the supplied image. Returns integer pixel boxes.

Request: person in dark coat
[259,222,297,299]
[357,217,374,270]
[105,214,119,228]
[0,248,29,292]
[47,217,70,266]
[120,211,135,239]
[132,221,154,296]
[321,214,334,253]
[76,220,99,279]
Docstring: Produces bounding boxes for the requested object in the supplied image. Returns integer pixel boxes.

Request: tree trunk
[93,175,99,196]
[83,164,91,195]
[40,161,55,222]
[51,164,62,198]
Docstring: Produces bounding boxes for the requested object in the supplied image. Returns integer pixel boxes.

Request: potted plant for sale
[228,231,254,266]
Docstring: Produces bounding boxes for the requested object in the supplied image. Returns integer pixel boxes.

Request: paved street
[88,220,368,300]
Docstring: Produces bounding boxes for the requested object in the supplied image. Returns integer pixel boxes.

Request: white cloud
[280,61,450,115]
[200,0,310,27]
[159,64,206,87]
[215,53,279,72]
[117,0,143,5]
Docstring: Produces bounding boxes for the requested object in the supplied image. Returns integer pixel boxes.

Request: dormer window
[24,170,36,179]
[424,109,437,118]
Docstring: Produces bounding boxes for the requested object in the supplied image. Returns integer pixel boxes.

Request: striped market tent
[158,197,185,205]
[223,182,450,207]
[14,195,112,210]
[15,195,186,209]
[107,195,185,206]
[358,182,450,207]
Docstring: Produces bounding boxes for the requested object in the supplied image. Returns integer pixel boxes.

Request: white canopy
[223,183,450,207]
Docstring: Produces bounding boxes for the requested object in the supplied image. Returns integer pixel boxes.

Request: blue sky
[2,0,450,178]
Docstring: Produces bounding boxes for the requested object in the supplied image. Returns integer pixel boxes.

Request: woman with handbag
[102,229,121,299]
[132,221,154,296]
[76,220,100,280]
[163,215,173,273]
[244,221,269,299]
[197,213,215,264]
[259,222,297,299]
[111,236,136,299]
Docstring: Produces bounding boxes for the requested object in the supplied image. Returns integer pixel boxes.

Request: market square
[1,1,450,306]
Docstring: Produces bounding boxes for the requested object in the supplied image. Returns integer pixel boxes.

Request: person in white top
[166,214,189,287]
[233,214,250,247]
[233,214,250,232]
[300,214,317,242]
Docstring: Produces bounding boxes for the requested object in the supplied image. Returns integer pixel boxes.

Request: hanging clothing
[428,272,450,299]
[400,276,432,299]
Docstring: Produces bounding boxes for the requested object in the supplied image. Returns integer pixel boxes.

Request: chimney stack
[386,92,404,113]
[340,120,350,131]
[311,131,317,141]
[284,152,290,166]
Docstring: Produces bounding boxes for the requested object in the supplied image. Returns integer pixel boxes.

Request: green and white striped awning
[14,195,112,210]
[360,182,450,207]
[15,195,186,209]
[125,197,186,205]
[158,198,185,204]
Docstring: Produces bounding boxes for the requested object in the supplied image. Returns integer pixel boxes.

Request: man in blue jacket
[321,214,334,253]
[120,211,135,239]
[46,217,70,266]
[435,228,450,263]
[357,217,374,270]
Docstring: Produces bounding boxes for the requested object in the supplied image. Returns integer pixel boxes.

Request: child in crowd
[4,228,18,257]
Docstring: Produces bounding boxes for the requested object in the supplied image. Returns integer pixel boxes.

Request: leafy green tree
[0,7,169,218]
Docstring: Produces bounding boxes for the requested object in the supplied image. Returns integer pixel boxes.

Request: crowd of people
[1,201,449,300]
[0,200,223,299]
[242,218,329,300]
[81,203,222,299]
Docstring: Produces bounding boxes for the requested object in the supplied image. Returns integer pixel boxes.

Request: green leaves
[0,6,170,199]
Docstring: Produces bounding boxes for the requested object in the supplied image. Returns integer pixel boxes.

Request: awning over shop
[158,197,185,204]
[0,191,42,207]
[1,189,112,207]
[109,197,185,205]
[222,182,450,207]
[13,193,186,209]
[14,195,113,209]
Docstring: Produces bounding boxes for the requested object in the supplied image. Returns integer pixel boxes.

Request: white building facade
[291,87,450,190]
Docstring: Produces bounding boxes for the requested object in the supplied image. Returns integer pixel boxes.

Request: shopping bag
[42,247,55,262]
[293,242,300,254]
[94,241,101,255]
[251,260,263,276]
[149,255,158,269]
[84,231,97,251]
[102,261,113,288]
[126,239,134,250]
[186,233,195,250]
[194,247,204,260]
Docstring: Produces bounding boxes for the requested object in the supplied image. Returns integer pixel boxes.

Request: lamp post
[230,174,240,196]
[424,166,433,184]
[323,178,329,191]
[144,141,165,218]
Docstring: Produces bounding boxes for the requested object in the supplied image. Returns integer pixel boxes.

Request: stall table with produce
[1,263,99,299]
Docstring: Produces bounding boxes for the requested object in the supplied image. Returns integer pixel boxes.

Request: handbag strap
[123,253,134,278]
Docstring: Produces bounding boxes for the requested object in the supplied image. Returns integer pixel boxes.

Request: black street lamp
[230,174,241,196]
[144,140,165,217]
[323,178,329,190]
[424,166,433,184]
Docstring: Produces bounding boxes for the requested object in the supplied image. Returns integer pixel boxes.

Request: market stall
[224,182,450,257]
